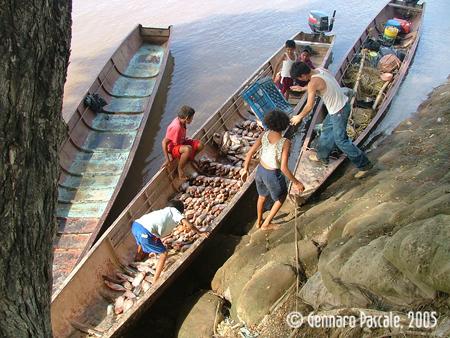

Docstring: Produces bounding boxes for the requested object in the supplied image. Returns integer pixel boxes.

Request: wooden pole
[348,49,367,133]
[350,49,367,110]
[372,80,391,111]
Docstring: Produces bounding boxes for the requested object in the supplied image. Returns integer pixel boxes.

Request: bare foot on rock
[260,223,281,231]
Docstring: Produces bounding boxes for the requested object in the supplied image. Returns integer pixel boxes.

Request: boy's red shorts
[169,139,201,161]
[279,77,294,94]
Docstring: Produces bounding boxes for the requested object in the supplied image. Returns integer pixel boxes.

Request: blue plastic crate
[241,77,293,126]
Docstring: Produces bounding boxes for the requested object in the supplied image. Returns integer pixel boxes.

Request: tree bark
[0,1,71,337]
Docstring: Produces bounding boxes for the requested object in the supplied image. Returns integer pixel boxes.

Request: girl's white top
[311,68,348,114]
[260,131,286,169]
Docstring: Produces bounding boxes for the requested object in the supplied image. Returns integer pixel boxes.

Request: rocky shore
[175,78,450,337]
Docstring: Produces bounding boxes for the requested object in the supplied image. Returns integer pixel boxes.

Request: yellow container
[384,26,399,39]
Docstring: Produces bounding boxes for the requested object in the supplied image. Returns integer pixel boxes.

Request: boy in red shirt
[162,105,204,180]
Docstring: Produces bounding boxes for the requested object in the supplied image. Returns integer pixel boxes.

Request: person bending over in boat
[131,199,207,284]
[289,62,373,179]
[162,105,204,180]
[241,110,304,230]
[273,40,298,100]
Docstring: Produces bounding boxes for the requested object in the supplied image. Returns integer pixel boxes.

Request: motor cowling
[308,10,336,34]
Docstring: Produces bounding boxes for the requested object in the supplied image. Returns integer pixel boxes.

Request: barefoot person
[131,200,207,284]
[162,105,204,180]
[289,62,373,178]
[241,110,304,230]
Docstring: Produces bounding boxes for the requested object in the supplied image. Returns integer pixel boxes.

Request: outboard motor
[308,10,336,35]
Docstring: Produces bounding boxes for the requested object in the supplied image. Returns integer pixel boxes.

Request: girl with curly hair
[241,110,304,230]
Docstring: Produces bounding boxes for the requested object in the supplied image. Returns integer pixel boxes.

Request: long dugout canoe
[289,0,424,203]
[54,25,172,292]
[51,31,335,337]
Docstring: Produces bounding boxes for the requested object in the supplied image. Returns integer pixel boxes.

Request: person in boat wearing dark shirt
[291,46,316,90]
[162,105,204,180]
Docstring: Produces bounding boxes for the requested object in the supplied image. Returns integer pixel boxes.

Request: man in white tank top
[289,62,372,177]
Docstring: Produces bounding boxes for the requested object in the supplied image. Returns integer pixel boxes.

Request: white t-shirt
[135,207,184,238]
[311,68,348,114]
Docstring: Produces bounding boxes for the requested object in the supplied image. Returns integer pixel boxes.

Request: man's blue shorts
[131,221,166,254]
[255,165,287,202]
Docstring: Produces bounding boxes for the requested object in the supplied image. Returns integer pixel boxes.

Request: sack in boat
[393,17,412,34]
[378,54,401,73]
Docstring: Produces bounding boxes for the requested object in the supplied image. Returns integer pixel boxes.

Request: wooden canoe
[289,0,424,204]
[54,25,172,292]
[51,32,334,337]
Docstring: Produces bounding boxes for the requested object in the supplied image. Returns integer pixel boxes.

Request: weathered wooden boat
[55,25,172,291]
[51,32,334,337]
[289,0,424,203]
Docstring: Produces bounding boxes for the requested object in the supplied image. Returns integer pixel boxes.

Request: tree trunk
[0,1,71,337]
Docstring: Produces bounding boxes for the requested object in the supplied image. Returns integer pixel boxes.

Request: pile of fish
[212,119,263,166]
[101,119,263,317]
[102,254,178,315]
[174,118,263,232]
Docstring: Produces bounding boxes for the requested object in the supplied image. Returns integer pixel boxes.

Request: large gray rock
[236,261,295,326]
[211,241,266,303]
[383,214,450,296]
[176,290,224,338]
[299,272,341,310]
[319,226,434,309]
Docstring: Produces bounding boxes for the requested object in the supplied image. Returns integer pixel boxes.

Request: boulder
[236,261,295,326]
[176,290,224,338]
[211,241,266,302]
[319,226,434,309]
[383,214,450,295]
[299,272,341,310]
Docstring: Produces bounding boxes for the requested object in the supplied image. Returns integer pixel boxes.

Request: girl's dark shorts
[255,165,287,201]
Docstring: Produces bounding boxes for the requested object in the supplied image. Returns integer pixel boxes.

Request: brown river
[64,0,449,190]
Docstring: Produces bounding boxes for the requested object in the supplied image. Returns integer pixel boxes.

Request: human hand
[294,181,305,193]
[290,85,306,92]
[240,168,249,182]
[290,115,302,126]
[162,156,173,168]
[273,73,281,84]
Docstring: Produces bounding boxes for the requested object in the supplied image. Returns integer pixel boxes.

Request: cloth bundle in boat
[363,38,381,52]
[84,93,107,113]
[378,54,401,73]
